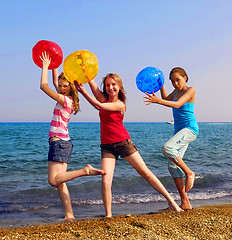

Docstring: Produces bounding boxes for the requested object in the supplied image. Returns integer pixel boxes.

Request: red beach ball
[32,40,63,69]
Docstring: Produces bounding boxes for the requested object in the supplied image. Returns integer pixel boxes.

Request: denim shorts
[48,138,73,163]
[101,139,138,160]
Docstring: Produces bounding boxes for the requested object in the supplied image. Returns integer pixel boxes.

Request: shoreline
[0,204,231,239]
[1,196,231,229]
[0,197,232,229]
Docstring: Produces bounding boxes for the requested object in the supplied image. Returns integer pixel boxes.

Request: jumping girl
[40,52,105,221]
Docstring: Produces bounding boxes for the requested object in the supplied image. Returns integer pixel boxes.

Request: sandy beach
[0,204,231,239]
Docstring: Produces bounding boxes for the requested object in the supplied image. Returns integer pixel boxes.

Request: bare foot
[180,199,192,210]
[65,217,75,222]
[185,172,195,192]
[180,203,192,210]
[84,164,106,175]
[168,201,184,213]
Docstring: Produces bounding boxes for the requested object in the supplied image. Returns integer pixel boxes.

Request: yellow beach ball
[63,50,98,84]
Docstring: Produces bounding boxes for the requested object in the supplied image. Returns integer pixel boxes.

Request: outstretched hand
[144,92,160,105]
[40,52,51,69]
[74,81,85,94]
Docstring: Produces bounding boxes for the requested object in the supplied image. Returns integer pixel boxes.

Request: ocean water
[0,122,231,228]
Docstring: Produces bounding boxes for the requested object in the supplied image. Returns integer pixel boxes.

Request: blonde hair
[102,73,126,104]
[58,73,80,115]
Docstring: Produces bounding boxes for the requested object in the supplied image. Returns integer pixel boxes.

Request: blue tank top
[172,90,199,135]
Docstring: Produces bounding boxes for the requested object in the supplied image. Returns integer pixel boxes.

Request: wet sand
[0,204,231,239]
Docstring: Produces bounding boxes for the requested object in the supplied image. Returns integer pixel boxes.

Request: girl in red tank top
[75,73,183,217]
[99,109,130,144]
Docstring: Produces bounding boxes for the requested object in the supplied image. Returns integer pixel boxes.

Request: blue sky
[1,0,231,122]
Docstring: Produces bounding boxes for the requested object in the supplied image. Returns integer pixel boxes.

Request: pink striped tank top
[49,96,73,140]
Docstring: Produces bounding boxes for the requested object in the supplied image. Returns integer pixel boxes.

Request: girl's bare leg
[169,156,195,192]
[101,157,117,217]
[125,152,183,212]
[48,162,105,220]
[57,183,75,221]
[173,177,192,210]
[48,162,74,220]
[48,162,105,186]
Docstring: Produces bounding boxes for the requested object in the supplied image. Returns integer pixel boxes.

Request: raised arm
[160,85,168,99]
[144,87,195,109]
[40,52,65,106]
[75,82,124,112]
[52,68,59,92]
[88,79,106,103]
[160,85,174,101]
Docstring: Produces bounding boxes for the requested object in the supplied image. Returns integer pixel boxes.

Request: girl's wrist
[157,98,162,104]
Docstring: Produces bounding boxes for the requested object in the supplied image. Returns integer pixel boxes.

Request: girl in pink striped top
[40,52,105,222]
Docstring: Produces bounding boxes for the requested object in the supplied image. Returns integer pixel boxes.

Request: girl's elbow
[174,104,182,109]
[40,83,49,92]
[95,106,101,110]
[93,104,103,110]
[173,105,180,109]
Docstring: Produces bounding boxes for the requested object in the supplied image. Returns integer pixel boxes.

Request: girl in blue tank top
[144,67,198,210]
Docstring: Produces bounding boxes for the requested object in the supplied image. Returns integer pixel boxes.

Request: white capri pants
[162,128,197,178]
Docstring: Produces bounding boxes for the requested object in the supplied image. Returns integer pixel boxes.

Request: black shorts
[100,139,138,160]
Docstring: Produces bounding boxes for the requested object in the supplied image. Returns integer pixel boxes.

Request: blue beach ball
[136,67,164,94]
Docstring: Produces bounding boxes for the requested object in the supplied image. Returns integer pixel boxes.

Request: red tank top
[99,110,130,144]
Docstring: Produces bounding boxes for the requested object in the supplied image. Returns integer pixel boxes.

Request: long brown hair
[58,72,80,115]
[101,73,126,104]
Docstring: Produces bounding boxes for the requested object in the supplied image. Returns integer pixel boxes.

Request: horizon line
[0,121,231,124]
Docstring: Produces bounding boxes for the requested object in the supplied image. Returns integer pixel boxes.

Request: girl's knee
[162,142,171,156]
[102,178,112,190]
[48,177,57,187]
